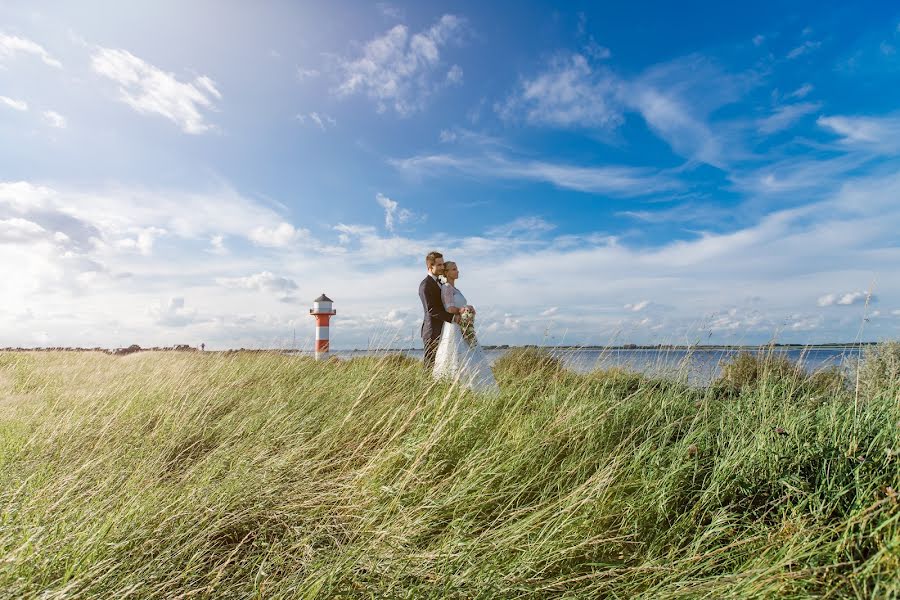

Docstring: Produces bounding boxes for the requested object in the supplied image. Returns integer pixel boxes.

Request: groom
[419,250,456,369]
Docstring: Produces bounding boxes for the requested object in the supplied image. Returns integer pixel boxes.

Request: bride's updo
[442,261,457,283]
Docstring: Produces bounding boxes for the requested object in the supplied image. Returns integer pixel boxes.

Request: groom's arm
[424,280,455,323]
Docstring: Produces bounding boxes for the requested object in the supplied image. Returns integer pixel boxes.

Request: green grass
[0,345,898,598]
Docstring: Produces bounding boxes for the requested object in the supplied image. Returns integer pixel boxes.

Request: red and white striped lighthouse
[309,293,336,359]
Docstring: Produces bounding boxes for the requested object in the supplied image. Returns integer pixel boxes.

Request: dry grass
[0,346,897,598]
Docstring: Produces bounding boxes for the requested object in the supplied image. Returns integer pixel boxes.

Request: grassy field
[0,345,898,598]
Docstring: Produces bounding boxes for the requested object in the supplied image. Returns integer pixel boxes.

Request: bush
[492,347,563,380]
[715,351,805,389]
[714,350,847,397]
[587,367,648,396]
[857,341,900,400]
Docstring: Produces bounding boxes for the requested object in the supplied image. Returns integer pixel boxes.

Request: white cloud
[499,52,752,167]
[621,56,754,167]
[540,307,559,316]
[248,222,308,248]
[0,180,302,251]
[217,271,298,297]
[486,216,555,237]
[438,129,457,143]
[787,40,821,59]
[334,14,466,115]
[114,226,166,256]
[208,235,227,255]
[497,53,622,129]
[446,64,463,85]
[295,112,336,130]
[880,42,895,56]
[148,297,203,327]
[0,96,28,111]
[788,83,814,99]
[91,47,220,134]
[752,34,765,46]
[817,291,874,307]
[0,32,62,68]
[818,114,900,153]
[392,152,680,197]
[3,168,900,348]
[757,102,820,134]
[376,3,404,20]
[376,193,402,232]
[0,217,46,242]
[297,67,320,81]
[624,300,650,312]
[42,110,66,128]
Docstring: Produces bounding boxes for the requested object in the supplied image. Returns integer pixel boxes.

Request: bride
[433,261,500,394]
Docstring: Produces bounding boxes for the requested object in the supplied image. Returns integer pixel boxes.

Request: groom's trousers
[422,333,440,369]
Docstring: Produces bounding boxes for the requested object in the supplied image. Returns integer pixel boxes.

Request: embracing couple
[418,251,500,395]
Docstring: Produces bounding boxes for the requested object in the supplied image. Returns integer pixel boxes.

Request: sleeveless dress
[433,284,500,395]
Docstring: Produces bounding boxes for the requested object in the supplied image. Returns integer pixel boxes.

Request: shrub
[492,347,563,380]
[715,351,806,390]
[587,367,648,396]
[857,341,900,400]
[714,350,847,398]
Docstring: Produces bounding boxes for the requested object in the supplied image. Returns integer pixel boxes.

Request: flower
[459,307,478,347]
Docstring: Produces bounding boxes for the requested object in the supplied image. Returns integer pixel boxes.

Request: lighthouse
[309,293,336,359]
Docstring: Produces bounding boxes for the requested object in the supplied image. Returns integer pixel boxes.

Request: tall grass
[0,346,897,598]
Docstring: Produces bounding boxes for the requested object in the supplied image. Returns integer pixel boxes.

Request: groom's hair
[425,251,443,268]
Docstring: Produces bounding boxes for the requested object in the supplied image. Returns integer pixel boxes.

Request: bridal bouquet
[459,307,478,347]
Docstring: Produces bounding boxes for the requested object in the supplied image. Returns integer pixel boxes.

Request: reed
[0,345,897,598]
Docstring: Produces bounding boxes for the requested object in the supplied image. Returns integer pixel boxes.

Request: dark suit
[419,275,455,368]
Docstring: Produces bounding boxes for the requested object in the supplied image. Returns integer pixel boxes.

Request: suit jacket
[419,275,454,342]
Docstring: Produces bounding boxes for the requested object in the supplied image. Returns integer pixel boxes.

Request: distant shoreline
[3,342,876,354]
[329,342,875,352]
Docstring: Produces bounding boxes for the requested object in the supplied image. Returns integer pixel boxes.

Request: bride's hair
[443,261,457,278]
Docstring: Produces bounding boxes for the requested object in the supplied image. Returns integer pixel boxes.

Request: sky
[1,0,899,350]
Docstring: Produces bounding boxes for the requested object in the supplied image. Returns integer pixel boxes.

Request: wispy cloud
[497,53,622,129]
[498,52,755,167]
[817,291,874,307]
[788,83,814,99]
[818,114,900,153]
[0,32,62,68]
[376,2,404,20]
[375,192,413,232]
[624,300,650,312]
[3,170,900,347]
[334,14,467,115]
[91,47,221,134]
[296,67,320,81]
[787,40,821,59]
[148,297,205,327]
[0,180,301,251]
[216,271,299,298]
[0,96,28,111]
[757,102,820,134]
[42,110,66,128]
[248,223,309,248]
[391,152,680,197]
[485,216,555,237]
[622,55,755,167]
[295,112,336,130]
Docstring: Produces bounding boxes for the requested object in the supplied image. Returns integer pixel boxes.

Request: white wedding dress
[433,284,500,395]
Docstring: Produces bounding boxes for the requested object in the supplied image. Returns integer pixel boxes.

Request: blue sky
[1,0,899,349]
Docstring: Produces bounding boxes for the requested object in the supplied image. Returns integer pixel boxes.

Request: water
[310,347,860,385]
